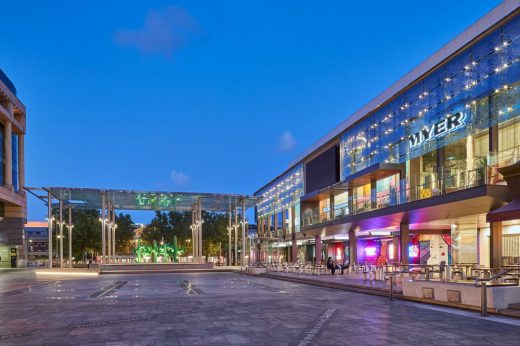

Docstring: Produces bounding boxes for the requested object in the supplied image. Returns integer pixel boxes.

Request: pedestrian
[326,256,335,275]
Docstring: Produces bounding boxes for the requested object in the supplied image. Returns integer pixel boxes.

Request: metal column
[228,208,232,266]
[234,205,238,266]
[191,208,196,260]
[101,193,106,263]
[198,198,203,262]
[112,207,116,262]
[68,206,72,268]
[241,198,246,267]
[107,203,112,264]
[47,192,53,269]
[59,199,63,269]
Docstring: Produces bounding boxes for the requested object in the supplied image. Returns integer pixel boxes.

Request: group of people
[326,257,349,275]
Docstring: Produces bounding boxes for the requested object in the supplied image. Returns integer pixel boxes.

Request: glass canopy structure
[26,187,259,211]
[26,187,260,269]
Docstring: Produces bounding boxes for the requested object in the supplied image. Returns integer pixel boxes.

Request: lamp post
[219,242,222,266]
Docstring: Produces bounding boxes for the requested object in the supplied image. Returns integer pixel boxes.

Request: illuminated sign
[136,193,182,209]
[365,246,377,257]
[408,244,419,258]
[409,112,466,149]
[388,244,395,260]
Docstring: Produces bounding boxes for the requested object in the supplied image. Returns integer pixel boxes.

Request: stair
[498,303,520,318]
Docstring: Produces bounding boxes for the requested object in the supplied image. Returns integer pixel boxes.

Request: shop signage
[409,112,466,149]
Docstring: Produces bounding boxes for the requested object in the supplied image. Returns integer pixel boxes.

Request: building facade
[0,69,26,268]
[255,1,520,269]
[24,222,49,267]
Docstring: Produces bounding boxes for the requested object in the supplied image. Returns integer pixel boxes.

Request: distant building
[24,221,49,267]
[0,69,26,268]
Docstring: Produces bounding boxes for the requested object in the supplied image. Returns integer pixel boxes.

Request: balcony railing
[300,148,518,228]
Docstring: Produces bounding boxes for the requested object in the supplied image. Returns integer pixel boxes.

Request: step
[507,303,520,310]
[499,308,520,318]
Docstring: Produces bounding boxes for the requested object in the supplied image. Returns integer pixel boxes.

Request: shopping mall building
[0,69,26,268]
[254,1,520,269]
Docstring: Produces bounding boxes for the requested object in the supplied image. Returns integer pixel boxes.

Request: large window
[340,13,520,180]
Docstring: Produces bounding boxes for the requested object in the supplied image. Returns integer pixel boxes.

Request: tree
[115,213,137,255]
[140,210,232,259]
[53,209,136,261]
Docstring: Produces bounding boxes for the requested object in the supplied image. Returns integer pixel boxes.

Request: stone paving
[1,270,520,345]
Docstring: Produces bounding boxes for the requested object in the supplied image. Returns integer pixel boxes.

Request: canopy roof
[26,187,260,212]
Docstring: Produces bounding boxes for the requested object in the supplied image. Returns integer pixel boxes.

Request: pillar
[112,208,116,260]
[190,206,197,262]
[370,176,377,210]
[437,146,446,193]
[400,223,409,265]
[4,121,12,188]
[347,186,354,214]
[329,195,335,219]
[47,192,53,269]
[393,234,400,264]
[101,193,106,263]
[59,199,63,269]
[282,209,287,238]
[107,203,111,263]
[349,229,357,265]
[490,221,502,268]
[68,206,72,268]
[274,212,278,238]
[315,235,322,265]
[18,134,24,190]
[291,205,297,263]
[228,208,232,266]
[266,215,271,240]
[234,205,238,265]
[198,198,203,262]
[241,198,246,266]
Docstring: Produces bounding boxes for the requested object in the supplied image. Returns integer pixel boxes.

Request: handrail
[474,268,520,317]
[384,268,410,301]
[474,269,517,286]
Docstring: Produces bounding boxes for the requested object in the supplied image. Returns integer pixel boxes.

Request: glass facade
[256,164,304,218]
[256,11,520,268]
[340,15,520,177]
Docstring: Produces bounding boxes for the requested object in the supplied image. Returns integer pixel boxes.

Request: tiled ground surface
[1,270,520,345]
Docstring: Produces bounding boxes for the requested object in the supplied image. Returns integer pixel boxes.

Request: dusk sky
[0,0,502,223]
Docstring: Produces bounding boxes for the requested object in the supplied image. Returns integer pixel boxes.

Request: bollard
[481,282,487,317]
[425,267,430,281]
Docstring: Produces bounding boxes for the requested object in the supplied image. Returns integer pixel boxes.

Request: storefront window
[502,221,520,265]
[353,183,371,213]
[451,224,478,264]
[334,192,348,217]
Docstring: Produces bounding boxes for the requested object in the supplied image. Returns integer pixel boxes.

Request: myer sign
[409,112,466,149]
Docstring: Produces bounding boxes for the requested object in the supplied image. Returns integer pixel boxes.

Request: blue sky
[0,0,502,223]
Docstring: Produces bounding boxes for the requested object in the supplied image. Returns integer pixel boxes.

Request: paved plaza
[1,271,520,345]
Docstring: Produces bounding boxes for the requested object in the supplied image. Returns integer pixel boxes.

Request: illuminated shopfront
[255,3,520,268]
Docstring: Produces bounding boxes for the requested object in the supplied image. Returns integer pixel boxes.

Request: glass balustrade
[300,145,520,228]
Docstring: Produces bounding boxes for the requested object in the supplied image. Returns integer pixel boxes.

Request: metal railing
[474,268,520,316]
[384,268,411,301]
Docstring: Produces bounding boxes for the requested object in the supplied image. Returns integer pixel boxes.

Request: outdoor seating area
[260,262,520,292]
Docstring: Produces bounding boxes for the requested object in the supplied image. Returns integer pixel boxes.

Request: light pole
[219,242,222,266]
